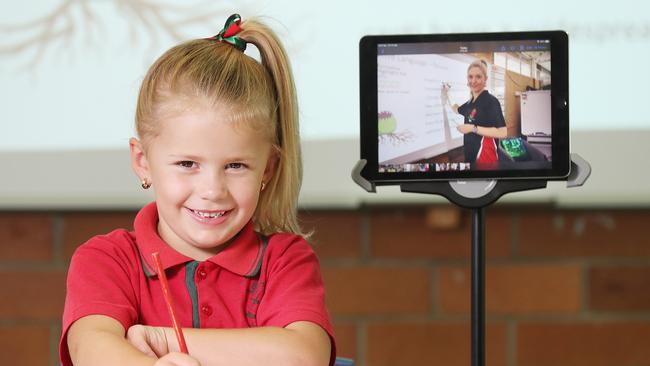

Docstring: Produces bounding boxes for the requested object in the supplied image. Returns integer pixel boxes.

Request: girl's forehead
[153,105,270,144]
[149,112,272,157]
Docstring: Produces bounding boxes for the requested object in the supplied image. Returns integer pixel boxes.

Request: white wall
[1,1,649,207]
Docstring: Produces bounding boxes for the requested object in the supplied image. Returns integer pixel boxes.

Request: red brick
[63,211,136,260]
[300,210,362,259]
[333,322,357,360]
[518,322,650,366]
[0,271,66,320]
[519,210,650,257]
[370,207,511,259]
[367,322,506,366]
[322,266,431,315]
[438,264,582,314]
[590,266,650,311]
[0,324,51,365]
[425,206,463,230]
[0,213,53,262]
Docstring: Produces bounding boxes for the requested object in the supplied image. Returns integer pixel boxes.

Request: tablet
[359,30,569,184]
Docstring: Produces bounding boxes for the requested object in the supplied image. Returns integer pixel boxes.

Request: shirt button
[197,269,207,280]
[201,304,213,316]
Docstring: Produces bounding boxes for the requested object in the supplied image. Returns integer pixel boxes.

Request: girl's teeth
[196,210,224,218]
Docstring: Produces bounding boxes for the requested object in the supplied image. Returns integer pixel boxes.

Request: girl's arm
[68,315,200,366]
[68,315,154,366]
[128,321,331,366]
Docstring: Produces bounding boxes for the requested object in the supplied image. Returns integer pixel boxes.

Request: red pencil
[151,252,189,354]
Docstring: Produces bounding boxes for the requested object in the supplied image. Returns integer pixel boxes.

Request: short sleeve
[490,97,506,128]
[458,101,469,118]
[256,235,336,364]
[60,232,140,366]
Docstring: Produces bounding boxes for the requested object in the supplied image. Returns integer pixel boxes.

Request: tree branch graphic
[0,0,257,70]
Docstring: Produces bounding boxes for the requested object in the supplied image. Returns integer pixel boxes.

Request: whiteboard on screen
[520,90,552,136]
[377,54,468,164]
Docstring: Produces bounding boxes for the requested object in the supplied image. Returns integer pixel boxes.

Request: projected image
[377,40,553,173]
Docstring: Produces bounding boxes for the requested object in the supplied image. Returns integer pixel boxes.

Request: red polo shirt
[60,202,335,365]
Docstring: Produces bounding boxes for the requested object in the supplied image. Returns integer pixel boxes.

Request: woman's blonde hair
[135,18,303,236]
[467,59,488,78]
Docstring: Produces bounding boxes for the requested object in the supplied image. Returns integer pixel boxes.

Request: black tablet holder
[352,153,591,366]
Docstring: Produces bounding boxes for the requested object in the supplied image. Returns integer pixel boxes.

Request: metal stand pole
[353,155,592,366]
[471,207,485,366]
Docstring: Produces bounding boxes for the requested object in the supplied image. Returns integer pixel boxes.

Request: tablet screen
[360,31,569,183]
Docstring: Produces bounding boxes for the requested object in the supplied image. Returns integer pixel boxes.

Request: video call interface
[376,39,553,174]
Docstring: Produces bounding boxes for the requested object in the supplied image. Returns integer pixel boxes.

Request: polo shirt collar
[134,202,266,278]
[472,89,487,104]
[134,202,193,277]
[207,221,267,278]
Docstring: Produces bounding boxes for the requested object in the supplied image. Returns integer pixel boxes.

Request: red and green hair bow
[210,13,247,52]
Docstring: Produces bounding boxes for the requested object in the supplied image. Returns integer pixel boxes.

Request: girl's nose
[199,172,228,201]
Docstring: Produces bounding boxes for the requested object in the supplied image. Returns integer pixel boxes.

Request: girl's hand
[154,352,201,366]
[127,324,170,358]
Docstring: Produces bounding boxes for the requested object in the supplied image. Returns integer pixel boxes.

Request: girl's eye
[227,162,245,170]
[177,161,196,168]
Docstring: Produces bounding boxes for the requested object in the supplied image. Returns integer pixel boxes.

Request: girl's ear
[129,137,151,181]
[262,150,279,183]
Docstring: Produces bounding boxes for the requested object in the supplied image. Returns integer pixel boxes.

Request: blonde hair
[135,18,304,236]
[467,59,488,78]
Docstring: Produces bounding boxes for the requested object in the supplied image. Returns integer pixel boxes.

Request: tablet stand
[352,154,590,366]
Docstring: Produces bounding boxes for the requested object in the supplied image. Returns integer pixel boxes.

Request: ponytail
[239,20,304,236]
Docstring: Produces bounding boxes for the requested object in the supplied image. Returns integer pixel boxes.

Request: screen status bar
[378,40,550,55]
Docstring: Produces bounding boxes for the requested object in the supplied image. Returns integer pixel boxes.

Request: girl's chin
[190,236,231,249]
[184,240,229,258]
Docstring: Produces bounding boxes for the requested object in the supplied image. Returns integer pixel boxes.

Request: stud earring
[141,179,151,190]
[261,181,266,191]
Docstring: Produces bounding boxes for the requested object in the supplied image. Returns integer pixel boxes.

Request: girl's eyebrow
[168,154,202,161]
[226,154,257,160]
[168,154,257,161]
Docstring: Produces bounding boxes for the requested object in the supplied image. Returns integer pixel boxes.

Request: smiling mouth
[189,208,227,218]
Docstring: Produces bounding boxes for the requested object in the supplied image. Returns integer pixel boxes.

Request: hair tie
[209,13,247,52]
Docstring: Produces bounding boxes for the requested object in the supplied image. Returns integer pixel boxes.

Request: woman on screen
[445,59,507,166]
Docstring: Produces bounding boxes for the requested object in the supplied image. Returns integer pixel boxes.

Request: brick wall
[1,206,649,365]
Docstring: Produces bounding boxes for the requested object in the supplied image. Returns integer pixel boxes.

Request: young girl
[61,14,335,366]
